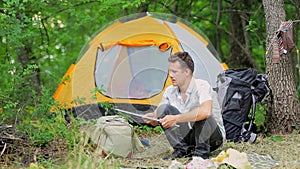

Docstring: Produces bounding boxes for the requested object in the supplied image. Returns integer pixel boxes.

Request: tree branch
[156,0,260,69]
[41,0,102,21]
[188,14,260,69]
[40,18,50,56]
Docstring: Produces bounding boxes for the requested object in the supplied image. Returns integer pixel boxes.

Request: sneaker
[172,150,186,158]
[194,152,209,159]
[194,148,210,159]
[162,150,186,160]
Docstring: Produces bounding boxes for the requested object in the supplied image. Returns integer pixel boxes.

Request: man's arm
[177,100,212,122]
[143,109,159,126]
[143,87,170,126]
[159,100,212,128]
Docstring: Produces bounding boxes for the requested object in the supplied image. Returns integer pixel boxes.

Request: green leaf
[269,135,283,141]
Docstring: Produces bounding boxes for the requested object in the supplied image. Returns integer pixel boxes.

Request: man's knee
[194,116,218,132]
[193,116,220,142]
[157,104,180,118]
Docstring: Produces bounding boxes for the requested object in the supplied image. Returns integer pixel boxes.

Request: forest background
[0,0,299,168]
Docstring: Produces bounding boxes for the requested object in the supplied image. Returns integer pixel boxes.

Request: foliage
[253,103,267,132]
[153,125,164,133]
[134,125,163,139]
[22,111,76,147]
[0,62,40,124]
[267,135,283,141]
[134,125,154,136]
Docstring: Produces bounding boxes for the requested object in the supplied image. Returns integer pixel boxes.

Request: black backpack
[216,68,270,143]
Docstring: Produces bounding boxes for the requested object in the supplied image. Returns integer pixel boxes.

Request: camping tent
[52,12,227,121]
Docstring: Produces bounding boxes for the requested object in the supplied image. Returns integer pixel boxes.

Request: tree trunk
[17,42,41,97]
[263,0,300,134]
[215,0,224,58]
[228,0,258,68]
[291,0,300,84]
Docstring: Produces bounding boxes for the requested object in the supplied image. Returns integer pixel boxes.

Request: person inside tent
[143,51,225,159]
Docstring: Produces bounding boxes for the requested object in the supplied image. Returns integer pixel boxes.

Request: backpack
[84,115,144,158]
[216,68,270,143]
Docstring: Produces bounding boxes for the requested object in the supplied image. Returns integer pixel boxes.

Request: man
[143,51,225,159]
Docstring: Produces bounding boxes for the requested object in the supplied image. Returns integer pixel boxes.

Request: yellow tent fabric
[90,16,181,51]
[52,13,225,112]
[53,64,74,109]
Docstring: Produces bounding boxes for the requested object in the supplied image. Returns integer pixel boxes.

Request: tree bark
[17,42,42,97]
[215,0,224,58]
[228,0,258,68]
[291,0,300,84]
[263,0,300,134]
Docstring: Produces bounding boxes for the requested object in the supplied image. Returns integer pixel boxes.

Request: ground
[111,130,300,168]
[0,128,299,168]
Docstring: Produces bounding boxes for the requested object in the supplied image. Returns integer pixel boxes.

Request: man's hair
[168,51,194,74]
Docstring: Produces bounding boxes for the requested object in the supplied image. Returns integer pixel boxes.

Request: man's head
[168,51,194,74]
[168,51,194,86]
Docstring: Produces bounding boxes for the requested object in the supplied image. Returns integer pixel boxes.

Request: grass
[219,131,300,169]
[1,123,299,169]
[102,130,300,169]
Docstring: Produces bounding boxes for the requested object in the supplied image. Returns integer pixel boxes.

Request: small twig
[14,104,25,126]
[0,143,7,156]
[292,20,300,23]
[0,124,12,129]
[33,148,39,163]
[3,131,16,139]
[0,136,22,141]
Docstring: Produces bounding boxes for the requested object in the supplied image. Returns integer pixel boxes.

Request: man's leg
[209,123,223,152]
[193,115,223,159]
[156,104,192,157]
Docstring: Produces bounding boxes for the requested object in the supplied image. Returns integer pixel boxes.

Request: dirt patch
[0,137,68,168]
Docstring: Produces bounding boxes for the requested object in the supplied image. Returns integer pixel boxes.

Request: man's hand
[143,113,159,126]
[160,114,179,128]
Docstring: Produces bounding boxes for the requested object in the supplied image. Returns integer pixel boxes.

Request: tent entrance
[94,45,171,99]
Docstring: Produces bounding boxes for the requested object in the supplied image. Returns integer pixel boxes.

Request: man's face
[168,61,189,87]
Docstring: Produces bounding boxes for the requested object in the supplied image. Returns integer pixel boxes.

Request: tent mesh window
[94,45,170,99]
